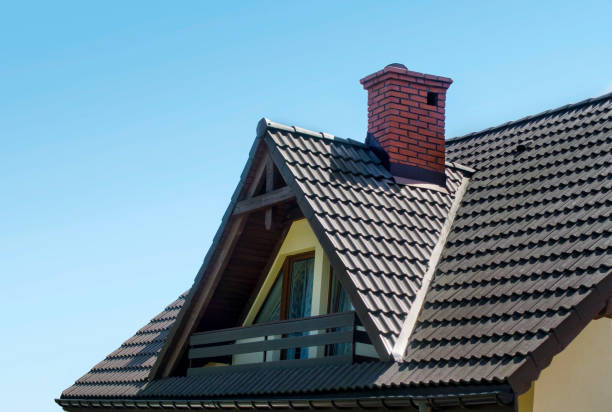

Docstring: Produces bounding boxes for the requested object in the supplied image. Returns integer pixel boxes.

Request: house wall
[517,317,612,412]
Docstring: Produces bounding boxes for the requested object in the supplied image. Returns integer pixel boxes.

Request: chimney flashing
[389,162,446,186]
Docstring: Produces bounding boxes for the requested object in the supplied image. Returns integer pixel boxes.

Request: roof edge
[447,91,612,144]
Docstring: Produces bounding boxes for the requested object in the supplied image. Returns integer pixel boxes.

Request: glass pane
[254,273,282,324]
[286,257,314,360]
[329,271,353,356]
[330,272,354,313]
[288,257,314,319]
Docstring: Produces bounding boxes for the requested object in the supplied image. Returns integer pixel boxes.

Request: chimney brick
[361,64,452,185]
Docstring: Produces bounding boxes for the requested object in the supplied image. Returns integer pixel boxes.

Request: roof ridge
[257,117,369,148]
[447,91,612,144]
[259,118,475,175]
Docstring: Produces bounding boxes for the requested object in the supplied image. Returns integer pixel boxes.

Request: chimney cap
[360,64,453,87]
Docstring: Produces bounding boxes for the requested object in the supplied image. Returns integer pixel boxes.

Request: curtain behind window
[288,257,314,319]
[329,271,354,356]
[330,273,353,313]
[254,274,282,324]
[286,257,314,359]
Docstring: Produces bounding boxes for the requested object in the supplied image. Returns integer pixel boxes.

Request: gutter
[56,390,514,411]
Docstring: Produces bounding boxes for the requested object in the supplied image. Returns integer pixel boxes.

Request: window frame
[327,267,353,314]
[254,251,316,323]
[327,267,339,313]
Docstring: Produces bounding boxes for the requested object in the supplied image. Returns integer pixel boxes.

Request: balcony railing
[187,311,373,375]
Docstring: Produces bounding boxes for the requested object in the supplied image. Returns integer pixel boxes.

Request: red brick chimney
[360,64,452,185]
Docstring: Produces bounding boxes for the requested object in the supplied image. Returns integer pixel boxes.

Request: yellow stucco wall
[517,383,535,412]
[242,218,329,325]
[518,317,612,412]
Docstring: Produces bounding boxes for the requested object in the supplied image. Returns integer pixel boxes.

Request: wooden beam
[233,186,294,216]
[265,210,272,230]
[246,153,270,198]
[265,158,274,230]
[265,157,274,191]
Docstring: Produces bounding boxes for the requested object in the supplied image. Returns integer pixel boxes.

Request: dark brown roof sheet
[63,360,513,401]
[406,93,612,392]
[61,292,188,399]
[59,92,612,402]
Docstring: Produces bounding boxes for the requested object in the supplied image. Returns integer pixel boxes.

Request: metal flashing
[388,163,446,187]
[391,175,471,360]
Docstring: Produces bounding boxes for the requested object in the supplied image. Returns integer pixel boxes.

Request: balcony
[187,311,375,375]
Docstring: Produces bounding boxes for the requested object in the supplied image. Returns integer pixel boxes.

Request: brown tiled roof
[59,93,611,403]
[407,93,612,392]
[61,292,188,399]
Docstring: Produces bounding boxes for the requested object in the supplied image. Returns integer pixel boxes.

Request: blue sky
[1,1,610,410]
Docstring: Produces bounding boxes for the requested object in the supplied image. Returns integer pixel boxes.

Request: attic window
[427,92,438,106]
[254,252,315,324]
[254,252,315,360]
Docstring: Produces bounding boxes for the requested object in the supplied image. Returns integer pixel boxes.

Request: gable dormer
[152,115,470,378]
[154,135,387,377]
[186,218,377,373]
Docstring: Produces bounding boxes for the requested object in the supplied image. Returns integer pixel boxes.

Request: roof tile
[409,93,612,388]
[60,93,612,401]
